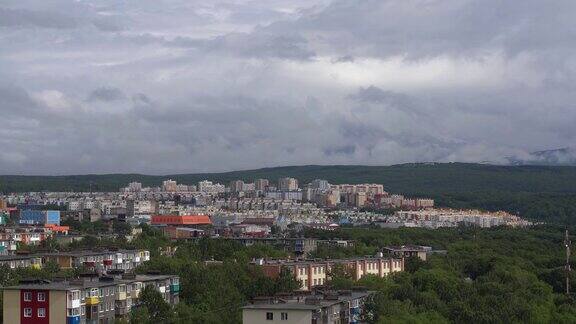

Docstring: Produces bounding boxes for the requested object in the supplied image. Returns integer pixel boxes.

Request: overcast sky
[1,0,575,175]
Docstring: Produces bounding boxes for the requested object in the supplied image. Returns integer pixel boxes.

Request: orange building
[44,224,70,234]
[151,215,211,226]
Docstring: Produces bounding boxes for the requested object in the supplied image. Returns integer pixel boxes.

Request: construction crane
[565,229,571,296]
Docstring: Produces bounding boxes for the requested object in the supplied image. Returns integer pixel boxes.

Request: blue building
[46,210,61,225]
[19,210,61,225]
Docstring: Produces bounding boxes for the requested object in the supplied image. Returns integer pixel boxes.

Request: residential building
[2,273,179,324]
[255,179,269,191]
[278,178,299,191]
[42,249,150,271]
[242,288,373,324]
[162,180,178,192]
[151,215,211,226]
[19,210,61,226]
[227,238,318,256]
[127,182,143,192]
[309,179,331,191]
[230,180,245,192]
[384,245,432,261]
[256,256,404,291]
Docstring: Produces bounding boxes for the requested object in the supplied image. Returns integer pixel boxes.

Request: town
[0,177,533,323]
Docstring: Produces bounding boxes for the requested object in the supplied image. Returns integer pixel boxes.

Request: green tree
[138,285,172,322]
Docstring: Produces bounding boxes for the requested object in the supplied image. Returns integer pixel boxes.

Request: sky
[1,0,576,175]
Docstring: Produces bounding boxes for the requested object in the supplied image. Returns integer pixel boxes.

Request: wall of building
[20,289,49,324]
[3,290,20,324]
[49,290,66,324]
[242,309,312,324]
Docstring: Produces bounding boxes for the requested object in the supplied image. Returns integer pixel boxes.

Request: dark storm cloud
[1,0,575,174]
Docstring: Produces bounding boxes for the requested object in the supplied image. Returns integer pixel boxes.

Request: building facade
[257,257,404,291]
[2,274,180,324]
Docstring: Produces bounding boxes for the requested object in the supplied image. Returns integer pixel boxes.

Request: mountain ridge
[1,162,576,194]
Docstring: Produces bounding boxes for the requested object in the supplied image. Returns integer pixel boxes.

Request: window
[38,292,46,302]
[24,292,32,301]
[266,312,274,320]
[24,308,32,317]
[281,312,288,320]
[38,308,46,318]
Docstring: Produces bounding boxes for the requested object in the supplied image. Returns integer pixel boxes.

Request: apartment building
[151,214,212,226]
[278,178,299,191]
[384,245,432,261]
[42,249,150,271]
[0,249,150,271]
[242,288,373,324]
[2,274,180,324]
[256,256,404,291]
[0,255,43,270]
[227,238,318,257]
[336,184,384,196]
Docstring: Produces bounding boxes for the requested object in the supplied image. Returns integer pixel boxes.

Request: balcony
[116,292,127,301]
[85,296,100,305]
[67,299,81,308]
[131,290,141,299]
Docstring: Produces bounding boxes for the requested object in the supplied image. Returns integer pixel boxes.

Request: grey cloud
[1,0,576,174]
[209,33,316,60]
[323,145,356,156]
[87,87,127,102]
[0,8,77,29]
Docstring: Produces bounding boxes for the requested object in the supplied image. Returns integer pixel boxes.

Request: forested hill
[2,163,576,223]
[1,163,575,194]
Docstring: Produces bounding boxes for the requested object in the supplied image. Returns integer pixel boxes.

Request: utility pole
[565,229,571,296]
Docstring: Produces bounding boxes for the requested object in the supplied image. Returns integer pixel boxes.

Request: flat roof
[2,274,178,291]
[384,245,432,252]
[242,303,321,311]
[259,256,402,266]
[0,255,38,261]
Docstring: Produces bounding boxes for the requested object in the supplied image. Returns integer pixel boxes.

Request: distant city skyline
[2,0,576,175]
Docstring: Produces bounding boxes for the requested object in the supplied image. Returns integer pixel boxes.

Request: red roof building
[151,215,212,226]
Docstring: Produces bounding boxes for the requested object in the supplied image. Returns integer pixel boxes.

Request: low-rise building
[256,256,404,291]
[242,288,373,324]
[2,273,180,324]
[151,215,211,226]
[227,238,317,257]
[384,245,432,261]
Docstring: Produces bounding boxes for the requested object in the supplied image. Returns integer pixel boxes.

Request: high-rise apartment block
[229,180,245,192]
[254,179,269,191]
[278,178,299,191]
[161,180,178,192]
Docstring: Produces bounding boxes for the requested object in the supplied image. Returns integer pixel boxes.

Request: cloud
[1,0,576,174]
[87,87,127,102]
[0,8,77,29]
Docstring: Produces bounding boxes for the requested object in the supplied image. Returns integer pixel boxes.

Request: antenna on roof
[565,228,571,296]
